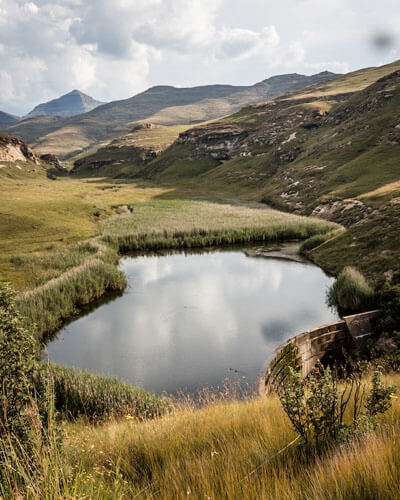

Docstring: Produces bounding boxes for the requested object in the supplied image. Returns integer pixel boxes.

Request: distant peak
[25,89,105,119]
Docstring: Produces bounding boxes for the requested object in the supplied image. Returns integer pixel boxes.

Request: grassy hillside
[2,72,338,158]
[71,123,191,177]
[131,62,400,280]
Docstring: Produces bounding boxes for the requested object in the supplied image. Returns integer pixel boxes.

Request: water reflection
[45,249,338,394]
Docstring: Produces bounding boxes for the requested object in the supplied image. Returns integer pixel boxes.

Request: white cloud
[0,0,399,115]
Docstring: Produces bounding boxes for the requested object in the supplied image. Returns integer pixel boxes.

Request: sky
[1,0,400,115]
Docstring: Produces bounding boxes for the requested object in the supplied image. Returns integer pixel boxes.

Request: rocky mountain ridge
[2,71,339,157]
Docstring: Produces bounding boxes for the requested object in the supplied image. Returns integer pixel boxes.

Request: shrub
[279,365,396,448]
[376,283,400,334]
[0,284,44,442]
[327,266,374,314]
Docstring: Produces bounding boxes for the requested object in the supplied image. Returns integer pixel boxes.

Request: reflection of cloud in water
[46,251,338,393]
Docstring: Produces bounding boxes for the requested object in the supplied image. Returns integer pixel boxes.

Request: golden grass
[53,373,400,499]
[359,180,400,203]
[101,199,337,241]
[285,59,400,101]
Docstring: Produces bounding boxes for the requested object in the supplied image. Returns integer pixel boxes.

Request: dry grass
[57,373,400,499]
[3,373,400,499]
[101,200,338,251]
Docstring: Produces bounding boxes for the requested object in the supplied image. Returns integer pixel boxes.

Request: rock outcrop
[39,153,68,174]
[0,132,40,164]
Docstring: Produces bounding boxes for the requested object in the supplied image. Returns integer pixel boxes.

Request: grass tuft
[327,266,375,313]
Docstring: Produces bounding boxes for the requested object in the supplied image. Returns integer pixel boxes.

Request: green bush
[376,283,400,334]
[279,365,396,448]
[327,266,375,314]
[0,284,44,442]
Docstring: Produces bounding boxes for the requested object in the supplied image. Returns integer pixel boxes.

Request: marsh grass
[49,364,168,421]
[16,261,126,343]
[327,266,375,314]
[10,242,99,288]
[101,200,339,251]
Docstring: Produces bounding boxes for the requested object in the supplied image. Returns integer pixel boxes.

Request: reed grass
[102,200,339,251]
[10,242,99,288]
[49,364,168,421]
[327,266,375,313]
[16,261,126,343]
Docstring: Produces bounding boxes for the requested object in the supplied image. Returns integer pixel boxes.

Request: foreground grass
[5,373,399,499]
[60,373,400,499]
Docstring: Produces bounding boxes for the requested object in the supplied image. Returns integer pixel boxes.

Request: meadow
[3,372,400,499]
[1,172,339,341]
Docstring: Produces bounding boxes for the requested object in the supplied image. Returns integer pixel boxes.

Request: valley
[1,55,400,500]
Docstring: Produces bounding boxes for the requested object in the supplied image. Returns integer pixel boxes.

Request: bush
[0,284,44,442]
[279,365,396,448]
[376,283,400,334]
[327,266,374,314]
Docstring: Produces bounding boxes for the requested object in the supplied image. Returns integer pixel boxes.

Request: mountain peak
[25,90,105,119]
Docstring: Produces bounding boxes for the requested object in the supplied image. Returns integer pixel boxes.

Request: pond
[44,247,339,395]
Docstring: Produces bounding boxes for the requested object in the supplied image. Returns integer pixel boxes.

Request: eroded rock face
[176,124,248,161]
[0,133,40,164]
[311,198,376,226]
[39,153,68,173]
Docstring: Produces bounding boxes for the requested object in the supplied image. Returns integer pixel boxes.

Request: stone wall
[264,310,380,394]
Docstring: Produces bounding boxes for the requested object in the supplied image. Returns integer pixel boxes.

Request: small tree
[279,364,396,448]
[0,283,43,442]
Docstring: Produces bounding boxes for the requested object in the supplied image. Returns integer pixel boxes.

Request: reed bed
[49,363,168,421]
[102,200,339,251]
[16,261,126,343]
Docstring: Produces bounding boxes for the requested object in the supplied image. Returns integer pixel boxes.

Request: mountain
[0,111,19,125]
[118,61,400,280]
[25,90,105,119]
[3,72,339,157]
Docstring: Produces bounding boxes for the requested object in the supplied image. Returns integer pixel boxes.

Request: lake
[44,247,339,395]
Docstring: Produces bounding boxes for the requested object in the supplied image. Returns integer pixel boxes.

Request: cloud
[215,26,279,60]
[0,0,399,115]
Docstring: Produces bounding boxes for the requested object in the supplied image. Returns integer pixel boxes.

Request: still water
[45,249,339,395]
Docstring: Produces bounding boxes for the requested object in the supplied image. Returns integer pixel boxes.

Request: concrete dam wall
[264,310,380,394]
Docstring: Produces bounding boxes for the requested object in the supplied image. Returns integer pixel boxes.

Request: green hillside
[118,61,400,280]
